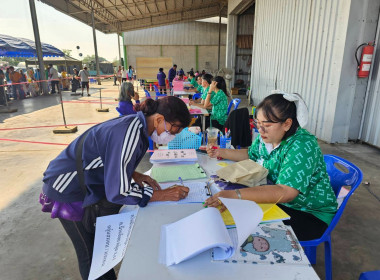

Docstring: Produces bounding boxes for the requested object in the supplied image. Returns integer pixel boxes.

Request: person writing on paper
[40,96,190,280]
[204,92,337,241]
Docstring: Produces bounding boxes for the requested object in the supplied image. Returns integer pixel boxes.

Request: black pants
[59,201,122,280]
[51,81,59,93]
[278,204,328,241]
[193,116,224,132]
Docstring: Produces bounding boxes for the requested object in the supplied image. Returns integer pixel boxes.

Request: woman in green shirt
[192,76,229,131]
[189,73,213,105]
[205,93,337,241]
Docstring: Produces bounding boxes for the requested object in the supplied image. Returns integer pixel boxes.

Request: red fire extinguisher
[356,42,375,78]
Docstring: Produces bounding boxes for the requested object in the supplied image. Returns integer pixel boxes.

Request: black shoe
[87,94,90,96]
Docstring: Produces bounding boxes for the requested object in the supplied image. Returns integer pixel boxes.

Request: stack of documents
[159,198,263,266]
[149,182,212,206]
[220,203,290,226]
[151,163,207,183]
[150,149,198,164]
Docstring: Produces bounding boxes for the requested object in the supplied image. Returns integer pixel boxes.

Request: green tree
[62,49,72,57]
[82,55,107,71]
[112,57,121,66]
[1,57,24,67]
[82,55,107,65]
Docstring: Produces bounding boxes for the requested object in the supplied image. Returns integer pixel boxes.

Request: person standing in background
[157,68,167,95]
[128,65,133,81]
[121,66,127,82]
[0,70,7,106]
[78,66,90,97]
[117,65,122,85]
[168,64,177,86]
[48,64,59,94]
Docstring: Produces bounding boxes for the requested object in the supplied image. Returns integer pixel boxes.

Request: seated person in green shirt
[192,76,229,132]
[204,92,338,241]
[189,73,213,107]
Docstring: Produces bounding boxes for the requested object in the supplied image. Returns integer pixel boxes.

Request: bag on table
[216,159,268,187]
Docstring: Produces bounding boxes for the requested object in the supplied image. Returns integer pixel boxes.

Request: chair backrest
[153,84,160,94]
[320,154,363,238]
[227,98,241,115]
[144,89,151,98]
[115,107,122,116]
[192,93,201,100]
[324,154,363,197]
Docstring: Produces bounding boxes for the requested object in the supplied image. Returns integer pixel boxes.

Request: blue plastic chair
[144,89,152,99]
[192,93,201,100]
[359,271,380,280]
[153,84,167,100]
[300,154,363,280]
[227,98,241,115]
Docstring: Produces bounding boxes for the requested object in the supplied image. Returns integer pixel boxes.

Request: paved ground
[0,80,379,280]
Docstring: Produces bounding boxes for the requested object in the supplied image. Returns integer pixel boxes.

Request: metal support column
[91,8,101,85]
[217,9,222,70]
[122,33,127,68]
[29,0,48,95]
[117,33,122,66]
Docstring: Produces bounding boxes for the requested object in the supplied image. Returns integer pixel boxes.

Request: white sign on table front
[88,207,139,280]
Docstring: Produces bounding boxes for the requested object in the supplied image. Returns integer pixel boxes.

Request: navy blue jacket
[42,112,152,207]
[168,67,176,82]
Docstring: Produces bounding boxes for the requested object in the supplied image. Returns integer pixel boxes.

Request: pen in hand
[178,177,184,186]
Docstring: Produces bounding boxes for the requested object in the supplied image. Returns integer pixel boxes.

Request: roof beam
[118,4,227,32]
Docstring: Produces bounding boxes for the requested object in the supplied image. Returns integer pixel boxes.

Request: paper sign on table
[88,208,138,280]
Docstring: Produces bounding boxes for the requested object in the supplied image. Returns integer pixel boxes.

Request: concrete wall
[127,45,226,73]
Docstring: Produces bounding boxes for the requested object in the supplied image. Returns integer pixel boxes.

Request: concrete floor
[0,80,379,280]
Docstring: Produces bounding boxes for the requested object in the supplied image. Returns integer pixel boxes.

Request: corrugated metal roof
[251,0,351,143]
[39,0,227,33]
[123,22,227,46]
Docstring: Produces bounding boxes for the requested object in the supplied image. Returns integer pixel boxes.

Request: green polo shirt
[248,128,337,225]
[201,86,209,100]
[210,89,228,126]
[189,77,198,87]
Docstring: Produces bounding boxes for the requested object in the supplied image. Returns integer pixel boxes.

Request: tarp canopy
[0,34,64,57]
[25,55,82,67]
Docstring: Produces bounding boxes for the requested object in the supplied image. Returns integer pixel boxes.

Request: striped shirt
[42,112,152,207]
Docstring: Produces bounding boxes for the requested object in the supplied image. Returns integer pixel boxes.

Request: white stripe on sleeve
[58,171,78,193]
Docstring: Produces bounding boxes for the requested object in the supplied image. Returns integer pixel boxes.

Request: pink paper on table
[180,98,190,104]
[172,81,184,91]
[190,108,202,114]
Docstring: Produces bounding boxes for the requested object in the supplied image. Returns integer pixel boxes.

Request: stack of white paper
[159,198,263,266]
[149,182,211,206]
[150,149,198,164]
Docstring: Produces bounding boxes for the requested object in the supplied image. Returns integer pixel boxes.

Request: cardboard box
[231,88,239,95]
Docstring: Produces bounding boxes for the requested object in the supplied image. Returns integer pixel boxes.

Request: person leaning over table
[204,92,338,241]
[191,76,229,132]
[39,96,190,280]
